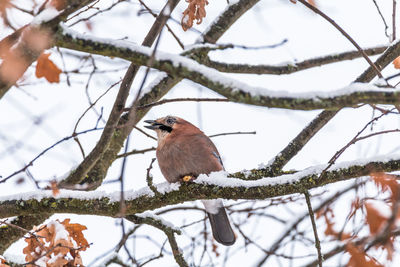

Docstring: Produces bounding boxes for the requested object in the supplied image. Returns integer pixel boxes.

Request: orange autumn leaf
[364,202,388,235]
[61,219,90,250]
[323,213,351,241]
[181,0,208,31]
[49,0,67,10]
[35,52,62,83]
[23,219,89,266]
[347,243,384,267]
[371,172,399,201]
[393,56,400,69]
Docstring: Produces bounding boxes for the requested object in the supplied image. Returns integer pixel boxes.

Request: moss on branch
[55,29,400,110]
[2,158,400,219]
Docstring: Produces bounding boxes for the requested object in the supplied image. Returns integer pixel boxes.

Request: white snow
[2,253,25,264]
[140,73,169,97]
[31,7,61,26]
[135,211,179,231]
[1,154,399,204]
[0,181,180,203]
[59,25,397,103]
[48,220,69,243]
[195,153,400,188]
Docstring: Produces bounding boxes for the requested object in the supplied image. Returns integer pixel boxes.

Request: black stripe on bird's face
[159,125,173,132]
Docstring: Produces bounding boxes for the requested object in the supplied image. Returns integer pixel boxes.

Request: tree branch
[127,213,188,267]
[0,0,99,100]
[55,30,400,110]
[203,46,387,75]
[262,38,400,178]
[304,191,323,267]
[68,0,262,191]
[2,156,400,218]
[59,0,180,188]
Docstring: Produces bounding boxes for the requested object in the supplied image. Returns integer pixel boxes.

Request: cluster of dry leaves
[181,0,208,31]
[317,173,400,267]
[22,219,89,267]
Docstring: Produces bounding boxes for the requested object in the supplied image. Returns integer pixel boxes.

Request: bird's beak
[144,120,163,130]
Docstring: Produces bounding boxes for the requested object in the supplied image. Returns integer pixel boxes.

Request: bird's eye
[166,118,175,125]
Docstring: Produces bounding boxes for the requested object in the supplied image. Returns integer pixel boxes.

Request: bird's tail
[207,207,236,246]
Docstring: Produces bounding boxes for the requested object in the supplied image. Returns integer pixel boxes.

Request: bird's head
[144,115,200,144]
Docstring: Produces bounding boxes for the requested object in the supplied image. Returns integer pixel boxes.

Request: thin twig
[298,0,383,79]
[371,0,390,38]
[304,191,323,267]
[146,158,159,196]
[137,0,185,49]
[204,45,387,75]
[0,127,103,184]
[133,126,157,141]
[322,109,396,173]
[208,131,256,138]
[136,98,229,110]
[117,147,156,158]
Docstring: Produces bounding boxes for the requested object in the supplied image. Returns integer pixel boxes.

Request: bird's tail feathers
[207,207,236,246]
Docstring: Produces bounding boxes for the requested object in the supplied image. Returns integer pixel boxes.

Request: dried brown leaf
[393,56,400,69]
[181,0,208,31]
[371,172,399,201]
[364,202,388,235]
[61,219,90,250]
[35,52,62,83]
[346,243,383,267]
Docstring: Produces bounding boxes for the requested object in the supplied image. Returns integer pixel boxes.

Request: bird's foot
[182,175,194,182]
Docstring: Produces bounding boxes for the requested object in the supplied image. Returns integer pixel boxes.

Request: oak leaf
[393,56,400,69]
[181,0,208,31]
[35,52,62,83]
[371,172,399,202]
[364,202,388,235]
[62,219,90,250]
[347,243,383,267]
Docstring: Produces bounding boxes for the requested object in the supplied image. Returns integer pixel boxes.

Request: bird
[144,115,236,246]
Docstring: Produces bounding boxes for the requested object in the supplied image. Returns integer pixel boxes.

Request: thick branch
[204,46,387,75]
[0,0,98,100]
[2,156,400,218]
[263,39,400,177]
[59,0,179,187]
[73,0,262,189]
[55,31,400,110]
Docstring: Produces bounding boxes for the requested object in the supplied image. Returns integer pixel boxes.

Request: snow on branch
[1,154,400,219]
[56,26,400,110]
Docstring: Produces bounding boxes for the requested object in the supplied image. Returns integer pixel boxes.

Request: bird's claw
[182,175,194,182]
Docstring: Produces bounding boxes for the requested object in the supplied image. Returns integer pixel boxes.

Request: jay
[144,115,236,246]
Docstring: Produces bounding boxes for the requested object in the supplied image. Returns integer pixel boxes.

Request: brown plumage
[144,116,236,246]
